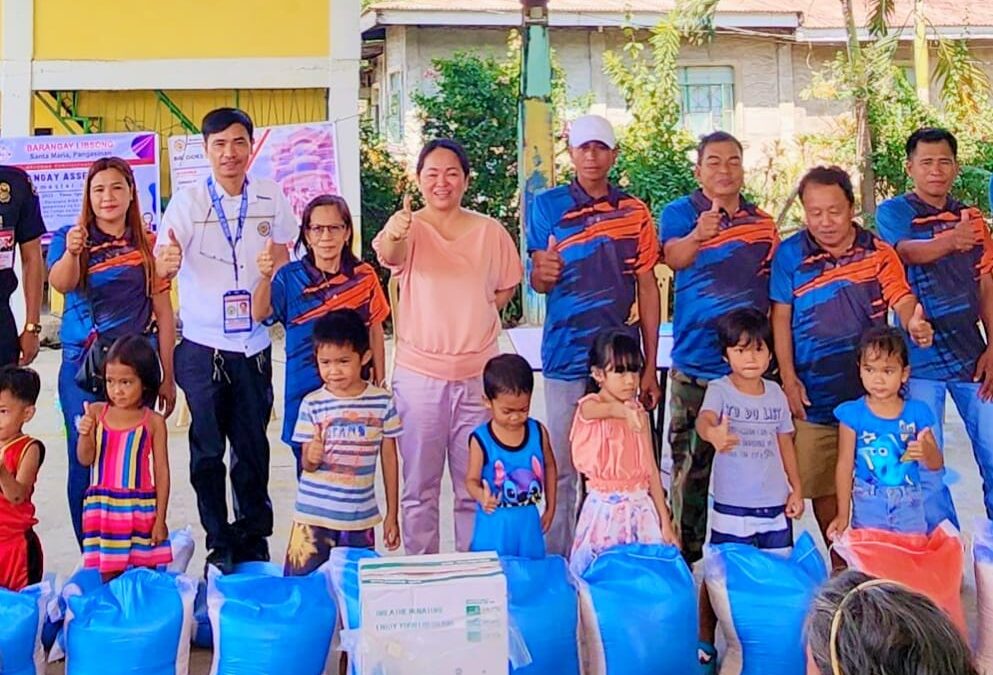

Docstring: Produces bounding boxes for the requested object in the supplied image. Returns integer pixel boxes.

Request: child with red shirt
[0,366,44,591]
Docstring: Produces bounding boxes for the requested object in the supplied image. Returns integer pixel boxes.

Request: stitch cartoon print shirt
[473,419,546,509]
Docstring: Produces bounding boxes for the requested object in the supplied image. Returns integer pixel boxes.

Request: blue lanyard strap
[207,177,249,287]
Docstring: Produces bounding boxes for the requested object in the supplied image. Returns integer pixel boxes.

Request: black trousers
[175,339,274,561]
[0,305,19,367]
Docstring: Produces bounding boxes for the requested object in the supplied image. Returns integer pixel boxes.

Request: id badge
[223,290,253,334]
[0,228,14,271]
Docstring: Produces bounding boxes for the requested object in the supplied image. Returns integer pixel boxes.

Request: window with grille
[678,66,735,137]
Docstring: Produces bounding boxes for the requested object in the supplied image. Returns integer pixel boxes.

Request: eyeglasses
[306,223,349,237]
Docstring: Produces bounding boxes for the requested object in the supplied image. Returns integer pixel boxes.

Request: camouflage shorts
[667,369,715,565]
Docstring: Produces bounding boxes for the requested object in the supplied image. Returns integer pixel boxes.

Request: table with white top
[507,324,674,464]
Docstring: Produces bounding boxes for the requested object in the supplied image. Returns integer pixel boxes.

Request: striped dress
[81,406,172,572]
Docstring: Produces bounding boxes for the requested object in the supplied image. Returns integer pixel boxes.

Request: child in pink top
[570,330,679,576]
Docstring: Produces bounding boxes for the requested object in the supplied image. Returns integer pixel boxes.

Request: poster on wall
[0,131,161,239]
[168,121,340,218]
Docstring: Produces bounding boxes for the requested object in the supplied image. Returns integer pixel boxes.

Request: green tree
[602,0,723,216]
[359,119,411,329]
[805,29,993,214]
[411,36,572,324]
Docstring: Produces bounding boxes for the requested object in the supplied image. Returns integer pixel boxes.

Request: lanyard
[207,177,249,287]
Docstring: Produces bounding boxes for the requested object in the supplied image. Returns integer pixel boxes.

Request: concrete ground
[28,334,988,673]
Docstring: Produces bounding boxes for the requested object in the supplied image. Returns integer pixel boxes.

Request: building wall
[33,0,330,59]
[373,24,993,171]
[381,25,848,166]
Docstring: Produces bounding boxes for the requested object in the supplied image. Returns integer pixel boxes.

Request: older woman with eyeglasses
[253,194,389,475]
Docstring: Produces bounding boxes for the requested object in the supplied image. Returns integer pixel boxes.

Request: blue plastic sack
[208,562,337,674]
[193,562,281,650]
[191,580,212,649]
[65,568,195,675]
[578,544,697,675]
[973,519,993,671]
[50,567,104,662]
[328,548,381,675]
[165,526,195,574]
[0,578,55,675]
[704,531,828,675]
[502,556,579,675]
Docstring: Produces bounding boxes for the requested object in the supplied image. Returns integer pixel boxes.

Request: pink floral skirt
[569,489,663,577]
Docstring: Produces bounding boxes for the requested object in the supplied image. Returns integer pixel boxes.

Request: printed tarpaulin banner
[168,121,339,218]
[0,132,161,237]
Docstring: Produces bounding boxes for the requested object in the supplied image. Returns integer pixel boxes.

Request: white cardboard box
[357,552,508,675]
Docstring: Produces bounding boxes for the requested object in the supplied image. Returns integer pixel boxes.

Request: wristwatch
[23,323,42,335]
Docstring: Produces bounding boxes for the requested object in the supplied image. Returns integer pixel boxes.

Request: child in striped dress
[77,335,171,580]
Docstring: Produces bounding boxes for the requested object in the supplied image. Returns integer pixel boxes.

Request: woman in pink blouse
[374,139,523,554]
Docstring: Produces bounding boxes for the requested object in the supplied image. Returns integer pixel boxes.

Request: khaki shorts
[794,419,839,500]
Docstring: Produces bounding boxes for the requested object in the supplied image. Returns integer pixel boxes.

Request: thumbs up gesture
[303,421,327,471]
[953,209,976,252]
[532,234,564,289]
[384,194,414,242]
[903,427,939,467]
[479,479,501,514]
[710,415,740,453]
[693,201,722,243]
[155,229,183,280]
[257,238,276,279]
[77,401,97,437]
[907,302,933,348]
[66,222,87,257]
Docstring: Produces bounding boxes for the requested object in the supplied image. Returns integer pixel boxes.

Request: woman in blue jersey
[253,194,389,475]
[47,157,177,548]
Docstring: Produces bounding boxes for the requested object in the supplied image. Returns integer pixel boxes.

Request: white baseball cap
[568,115,617,150]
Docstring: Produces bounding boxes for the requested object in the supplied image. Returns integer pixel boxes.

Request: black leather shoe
[205,548,235,576]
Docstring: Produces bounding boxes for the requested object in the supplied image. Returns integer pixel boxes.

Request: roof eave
[360,8,800,31]
[797,25,993,42]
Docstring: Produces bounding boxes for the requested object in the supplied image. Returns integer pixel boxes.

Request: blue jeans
[851,478,927,534]
[909,378,993,528]
[57,357,101,549]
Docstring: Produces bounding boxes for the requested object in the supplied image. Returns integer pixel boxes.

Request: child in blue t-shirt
[466,354,557,559]
[828,326,941,540]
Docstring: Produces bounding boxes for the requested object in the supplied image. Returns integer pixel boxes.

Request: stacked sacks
[0,578,56,675]
[502,555,580,675]
[207,562,337,675]
[973,520,993,672]
[704,531,827,674]
[577,544,697,675]
[64,568,195,675]
[833,523,965,633]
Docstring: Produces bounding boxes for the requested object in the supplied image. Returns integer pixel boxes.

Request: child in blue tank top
[466,354,558,558]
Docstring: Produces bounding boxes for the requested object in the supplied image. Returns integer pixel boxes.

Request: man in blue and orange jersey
[876,127,993,531]
[527,114,661,557]
[771,166,933,554]
[659,131,780,566]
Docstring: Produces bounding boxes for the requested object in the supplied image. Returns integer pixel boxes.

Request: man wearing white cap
[527,114,662,556]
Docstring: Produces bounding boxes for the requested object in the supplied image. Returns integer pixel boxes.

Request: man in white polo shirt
[156,108,296,572]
